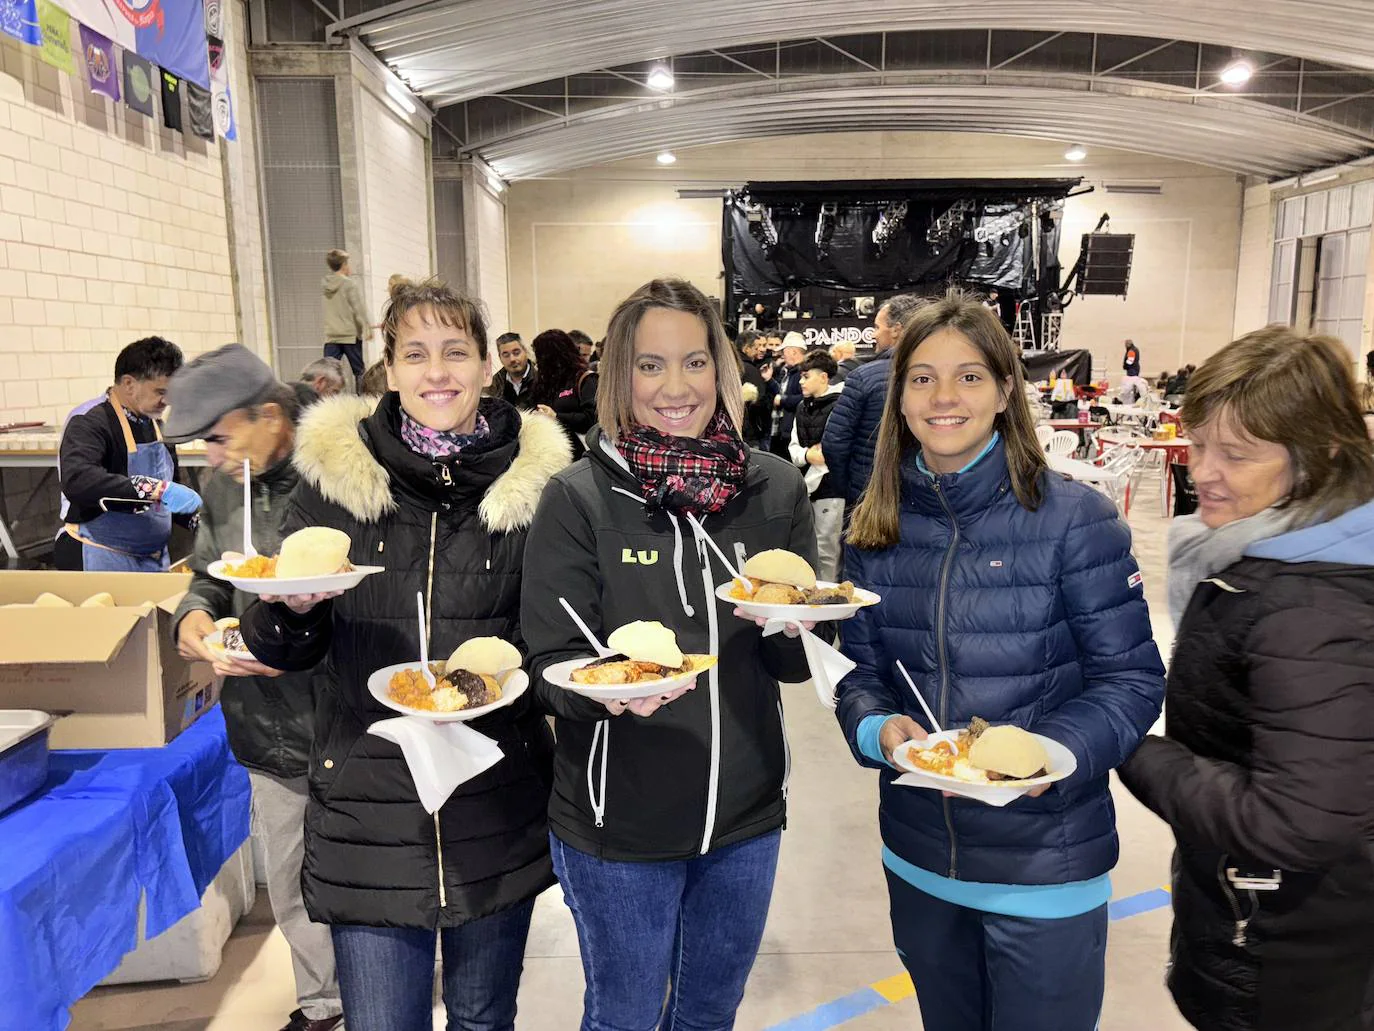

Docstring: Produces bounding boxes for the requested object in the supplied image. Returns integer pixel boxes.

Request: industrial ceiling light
[1064,144,1087,162]
[486,174,505,193]
[656,150,677,164]
[1219,60,1254,86]
[386,80,416,114]
[646,66,675,90]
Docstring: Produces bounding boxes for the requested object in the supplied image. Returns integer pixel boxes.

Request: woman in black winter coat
[1118,327,1374,1031]
[522,278,815,1031]
[529,328,598,459]
[240,281,573,1031]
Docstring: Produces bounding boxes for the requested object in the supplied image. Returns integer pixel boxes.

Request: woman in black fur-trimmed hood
[241,280,572,1031]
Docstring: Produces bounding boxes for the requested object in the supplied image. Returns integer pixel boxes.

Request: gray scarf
[1167,508,1296,631]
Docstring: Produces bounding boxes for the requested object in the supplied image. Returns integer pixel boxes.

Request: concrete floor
[70,478,1188,1031]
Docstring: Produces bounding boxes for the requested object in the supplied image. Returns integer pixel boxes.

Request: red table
[1096,435,1192,515]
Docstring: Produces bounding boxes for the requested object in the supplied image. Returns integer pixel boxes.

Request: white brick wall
[359,88,429,359]
[0,29,237,426]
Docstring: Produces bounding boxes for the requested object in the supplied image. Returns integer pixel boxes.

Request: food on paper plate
[907,718,1049,784]
[210,616,249,656]
[225,527,354,579]
[728,549,857,605]
[80,592,115,608]
[386,636,521,712]
[569,620,707,685]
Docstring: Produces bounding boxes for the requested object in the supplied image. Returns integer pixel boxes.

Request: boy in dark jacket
[788,350,846,582]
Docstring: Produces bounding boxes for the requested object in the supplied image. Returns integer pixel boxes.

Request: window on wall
[257,78,346,381]
[1269,239,1298,325]
[1313,228,1369,358]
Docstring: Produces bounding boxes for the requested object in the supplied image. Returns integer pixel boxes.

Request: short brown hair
[326,249,349,272]
[597,278,744,440]
[1181,326,1374,525]
[381,278,489,364]
[849,290,1047,550]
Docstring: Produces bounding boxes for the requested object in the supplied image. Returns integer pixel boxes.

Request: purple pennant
[78,23,120,101]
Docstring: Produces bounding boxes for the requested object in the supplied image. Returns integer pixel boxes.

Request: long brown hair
[849,290,1047,550]
[1181,326,1374,525]
[597,278,744,440]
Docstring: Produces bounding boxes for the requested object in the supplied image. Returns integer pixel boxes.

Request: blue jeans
[887,868,1107,1031]
[551,830,782,1031]
[324,341,364,378]
[330,900,535,1031]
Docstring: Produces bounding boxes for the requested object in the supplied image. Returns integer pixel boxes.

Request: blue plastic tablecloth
[0,706,251,1031]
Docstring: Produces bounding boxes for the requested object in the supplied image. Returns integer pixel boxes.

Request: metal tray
[0,710,56,818]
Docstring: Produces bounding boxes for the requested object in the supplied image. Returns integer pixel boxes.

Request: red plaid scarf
[618,409,749,516]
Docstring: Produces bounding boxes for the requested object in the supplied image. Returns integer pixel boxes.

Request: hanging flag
[186,81,213,140]
[78,24,120,101]
[0,0,40,45]
[53,0,210,88]
[160,69,183,132]
[123,50,155,117]
[202,0,221,40]
[35,0,73,73]
[212,80,236,140]
[204,2,235,141]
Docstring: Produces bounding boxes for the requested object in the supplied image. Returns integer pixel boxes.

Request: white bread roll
[607,620,684,668]
[80,592,115,608]
[34,592,73,608]
[275,527,351,579]
[968,725,1049,779]
[742,549,817,589]
[447,637,522,676]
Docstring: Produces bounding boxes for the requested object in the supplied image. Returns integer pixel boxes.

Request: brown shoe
[281,1009,343,1031]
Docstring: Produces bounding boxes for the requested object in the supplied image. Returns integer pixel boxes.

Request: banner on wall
[160,68,182,131]
[79,22,120,100]
[205,24,235,139]
[36,0,74,73]
[55,0,209,88]
[123,48,154,115]
[0,0,40,45]
[186,80,212,139]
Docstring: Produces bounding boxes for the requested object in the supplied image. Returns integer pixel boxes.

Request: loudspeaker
[1080,233,1135,297]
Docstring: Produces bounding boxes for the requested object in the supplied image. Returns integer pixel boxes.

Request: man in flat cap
[164,344,344,1031]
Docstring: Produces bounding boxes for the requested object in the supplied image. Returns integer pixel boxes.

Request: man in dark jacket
[486,332,538,410]
[56,336,200,571]
[770,332,808,457]
[788,350,846,582]
[166,345,342,1031]
[736,332,772,449]
[822,294,922,507]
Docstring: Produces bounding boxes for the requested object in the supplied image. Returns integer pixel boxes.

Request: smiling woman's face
[901,327,1008,474]
[630,307,717,438]
[1187,407,1294,528]
[386,307,485,432]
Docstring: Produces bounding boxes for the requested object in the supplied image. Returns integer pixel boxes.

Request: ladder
[1013,302,1036,349]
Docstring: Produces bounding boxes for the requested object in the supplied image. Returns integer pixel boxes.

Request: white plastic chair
[1093,443,1146,515]
[1046,430,1079,457]
[1035,425,1056,449]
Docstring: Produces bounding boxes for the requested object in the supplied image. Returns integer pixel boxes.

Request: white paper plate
[204,626,256,663]
[890,730,1077,807]
[367,663,529,723]
[542,655,717,701]
[208,560,384,597]
[715,581,880,622]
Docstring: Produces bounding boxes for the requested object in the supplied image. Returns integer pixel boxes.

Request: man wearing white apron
[57,337,201,571]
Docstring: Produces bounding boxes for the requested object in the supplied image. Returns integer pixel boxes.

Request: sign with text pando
[778,318,879,352]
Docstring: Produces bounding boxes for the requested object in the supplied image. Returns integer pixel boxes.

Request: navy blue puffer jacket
[821,350,892,505]
[836,439,1165,885]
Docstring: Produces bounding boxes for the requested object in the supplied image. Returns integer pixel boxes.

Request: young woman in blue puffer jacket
[835,290,1166,1031]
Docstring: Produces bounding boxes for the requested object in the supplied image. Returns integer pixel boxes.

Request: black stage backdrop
[1022,348,1092,384]
[724,179,1079,308]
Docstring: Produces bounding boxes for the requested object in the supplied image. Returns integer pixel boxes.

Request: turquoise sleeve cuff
[858,713,899,766]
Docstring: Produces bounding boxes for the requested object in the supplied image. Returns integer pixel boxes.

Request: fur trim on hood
[293,394,573,531]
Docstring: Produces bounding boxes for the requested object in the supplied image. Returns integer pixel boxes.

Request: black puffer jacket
[242,393,573,928]
[1118,503,1374,1031]
[522,426,814,861]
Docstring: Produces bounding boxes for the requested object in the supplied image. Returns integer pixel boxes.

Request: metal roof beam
[325,0,450,42]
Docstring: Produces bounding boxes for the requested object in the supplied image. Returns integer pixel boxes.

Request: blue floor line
[764,886,1173,1031]
[765,987,887,1031]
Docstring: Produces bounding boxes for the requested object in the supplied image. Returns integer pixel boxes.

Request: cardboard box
[0,571,218,749]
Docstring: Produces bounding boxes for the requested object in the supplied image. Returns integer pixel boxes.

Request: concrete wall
[0,25,238,426]
[358,86,431,351]
[1232,180,1275,338]
[505,132,1247,378]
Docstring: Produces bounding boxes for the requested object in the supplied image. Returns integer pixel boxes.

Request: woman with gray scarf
[1118,327,1374,1031]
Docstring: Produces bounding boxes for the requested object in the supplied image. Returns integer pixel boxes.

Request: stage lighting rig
[926,199,973,256]
[815,202,838,258]
[872,201,908,257]
[745,201,779,254]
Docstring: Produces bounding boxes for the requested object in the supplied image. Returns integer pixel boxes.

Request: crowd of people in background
[47,248,1374,1031]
